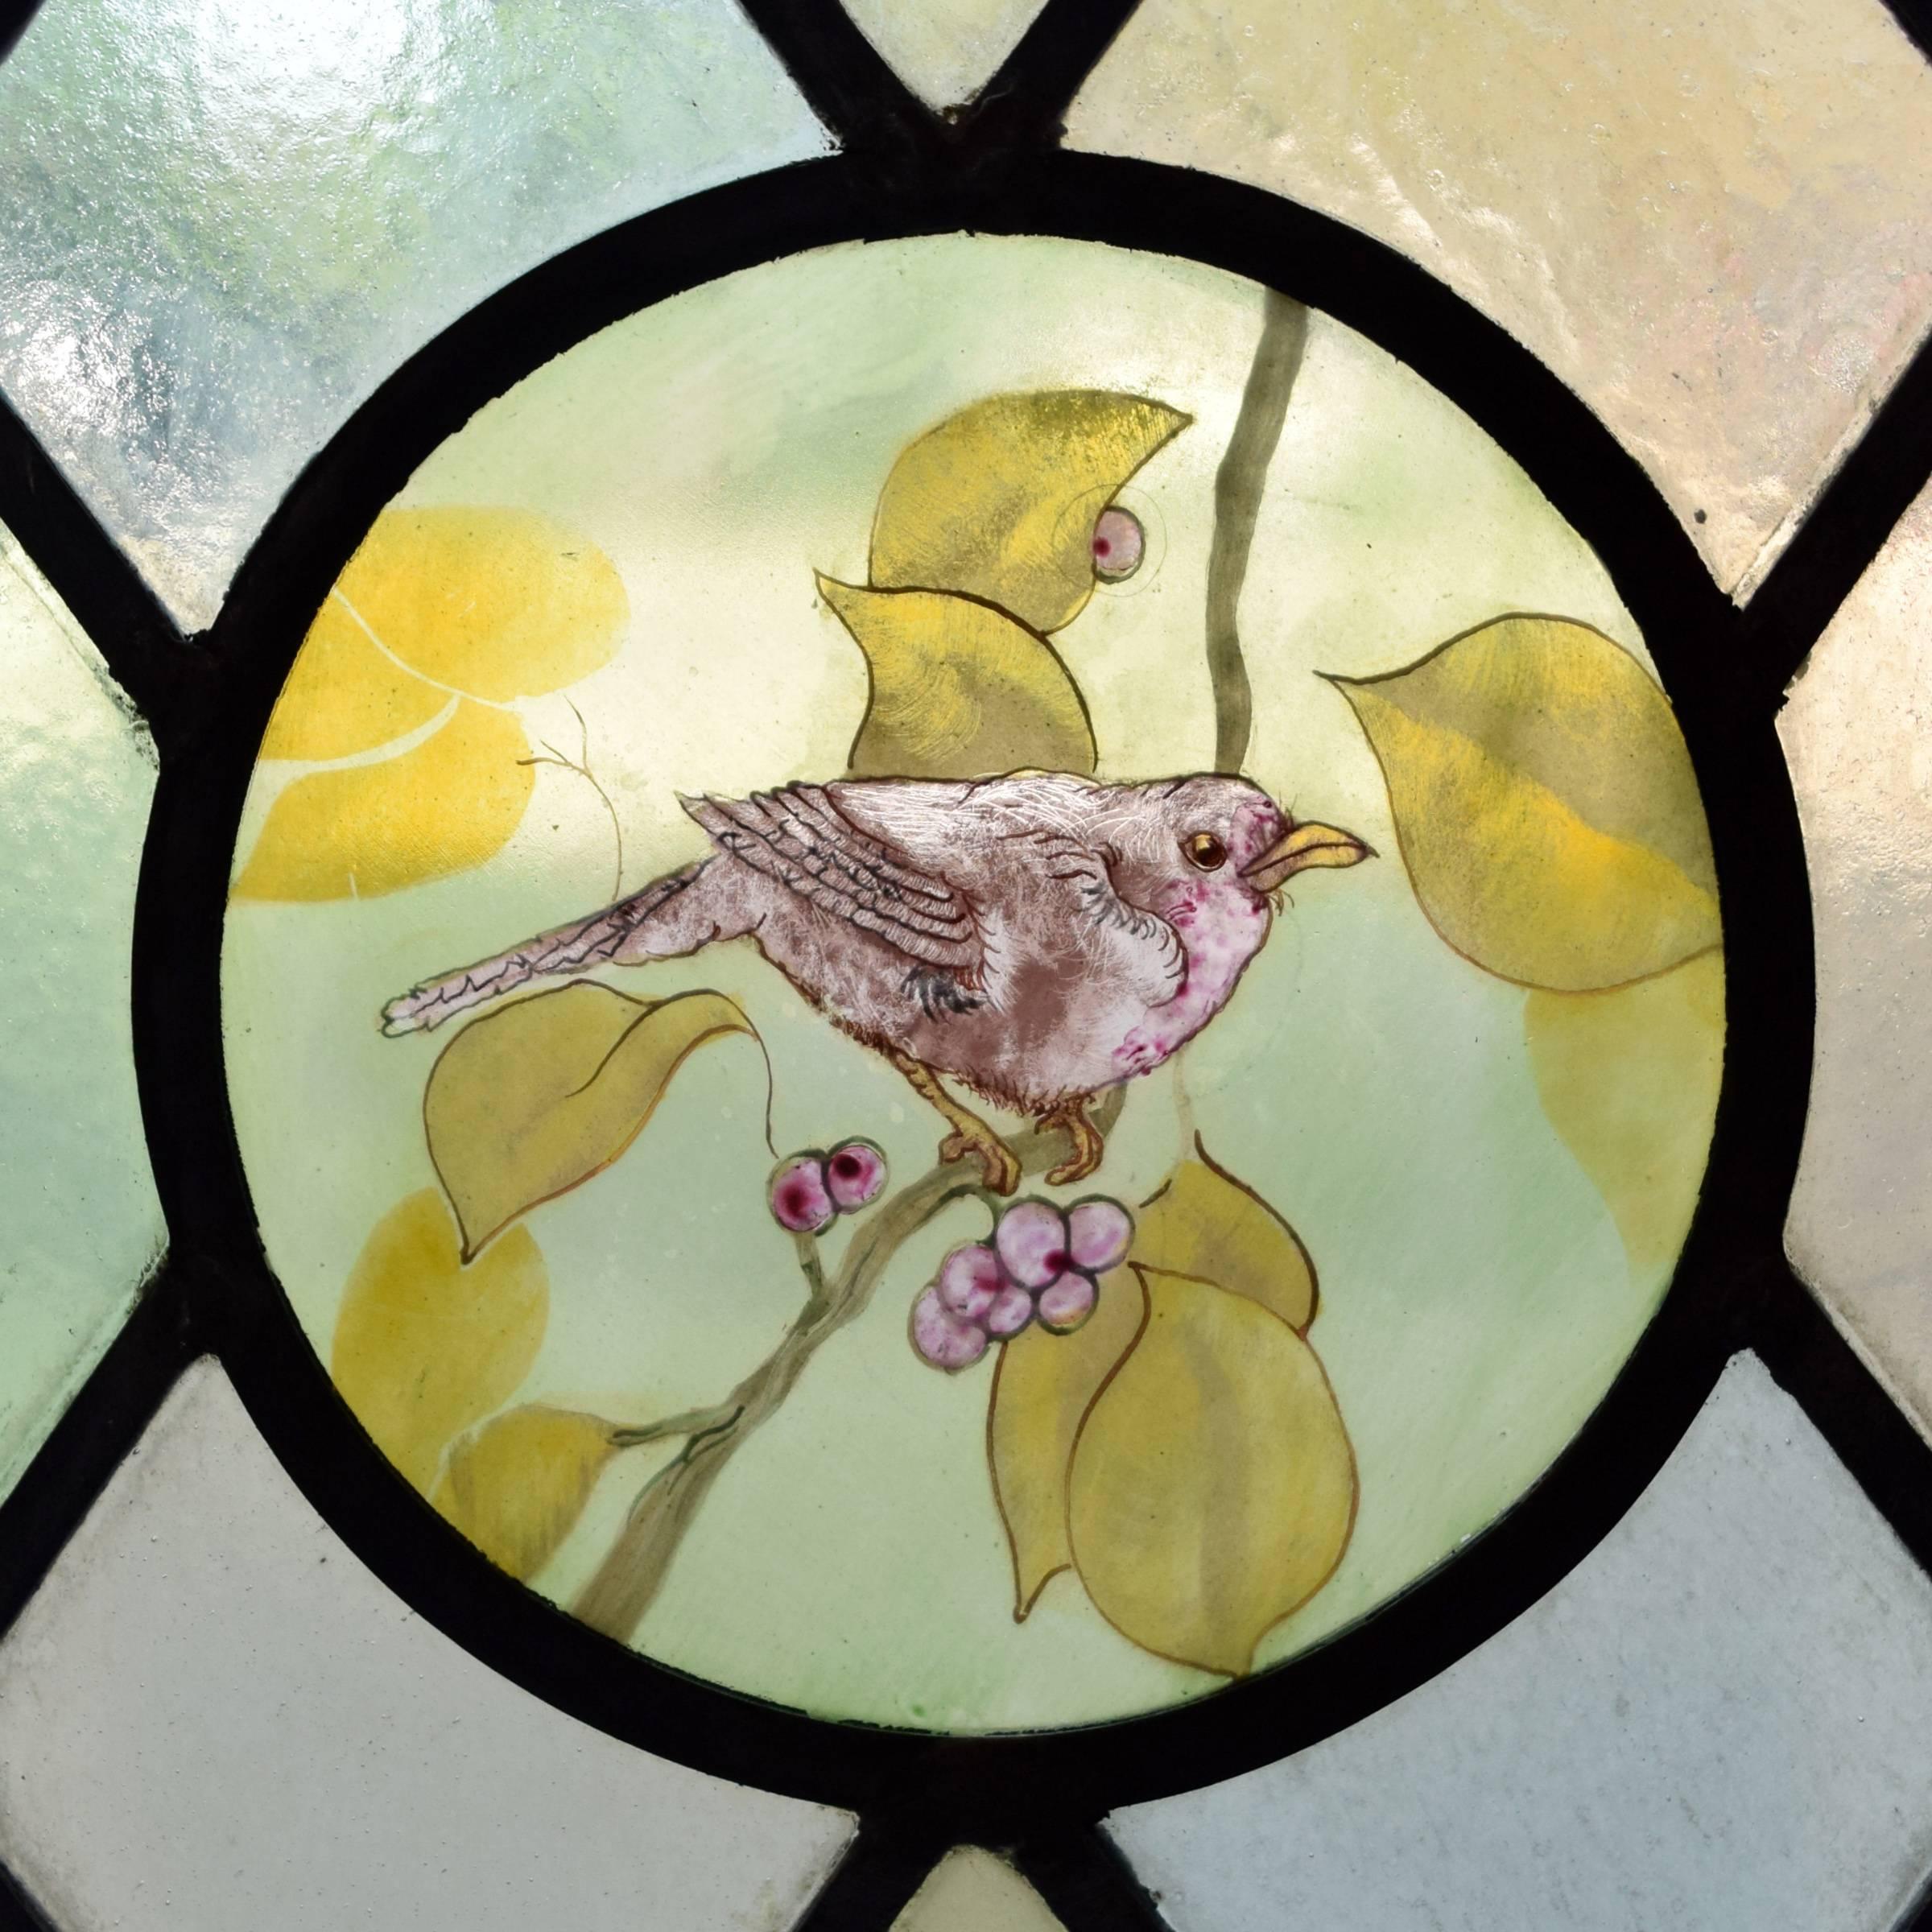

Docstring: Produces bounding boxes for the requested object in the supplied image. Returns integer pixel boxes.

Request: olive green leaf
[424,982,757,1259]
[1330,616,1720,991]
[988,1266,1148,1620]
[1526,950,1725,1272]
[432,1405,621,1581]
[869,390,1189,634]
[330,1189,548,1494]
[1131,1136,1318,1331]
[1067,1267,1356,1678]
[820,576,1097,780]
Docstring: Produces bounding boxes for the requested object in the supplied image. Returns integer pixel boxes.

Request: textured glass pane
[221,236,1719,1732]
[1066,1,1932,595]
[0,1360,852,1931]
[0,0,832,632]
[843,0,1042,110]
[0,526,160,1501]
[891,1849,1066,1931]
[1108,1354,1932,1930]
[1781,478,1932,1432]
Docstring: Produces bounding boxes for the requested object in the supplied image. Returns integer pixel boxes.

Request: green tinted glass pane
[0,0,832,630]
[0,526,161,1500]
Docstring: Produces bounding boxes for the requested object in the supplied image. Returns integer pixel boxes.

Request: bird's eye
[1183,831,1228,871]
[1091,506,1145,582]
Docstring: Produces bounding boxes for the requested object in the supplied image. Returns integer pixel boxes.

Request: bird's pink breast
[1111,884,1269,1078]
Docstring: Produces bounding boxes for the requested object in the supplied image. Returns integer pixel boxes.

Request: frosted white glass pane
[891,1848,1067,1931]
[0,1360,852,1932]
[1108,1354,1932,1932]
[0,0,832,631]
[0,526,159,1501]
[844,0,1042,110]
[1066,0,1932,597]
[1781,478,1932,1435]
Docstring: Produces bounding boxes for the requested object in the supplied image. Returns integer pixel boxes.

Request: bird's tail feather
[381,857,723,1035]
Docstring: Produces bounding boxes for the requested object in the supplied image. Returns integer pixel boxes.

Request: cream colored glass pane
[1781,477,1932,1433]
[1107,1354,1932,1930]
[1066,0,1932,596]
[0,526,160,1502]
[891,1848,1067,1931]
[0,0,832,632]
[0,1360,853,1932]
[844,0,1043,110]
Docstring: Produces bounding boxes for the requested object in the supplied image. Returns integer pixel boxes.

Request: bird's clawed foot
[1038,1098,1105,1187]
[939,1121,1023,1197]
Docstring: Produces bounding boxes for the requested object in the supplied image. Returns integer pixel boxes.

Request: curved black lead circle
[126,148,1810,1839]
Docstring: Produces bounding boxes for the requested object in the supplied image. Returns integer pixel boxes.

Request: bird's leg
[1037,1095,1106,1187]
[887,1051,1022,1196]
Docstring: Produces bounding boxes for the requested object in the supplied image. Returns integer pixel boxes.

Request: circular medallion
[221,234,1721,1734]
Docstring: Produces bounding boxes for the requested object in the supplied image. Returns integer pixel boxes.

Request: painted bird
[381,773,1370,1191]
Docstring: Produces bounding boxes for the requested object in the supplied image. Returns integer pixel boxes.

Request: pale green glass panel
[0,0,832,633]
[843,0,1042,110]
[1781,478,1932,1436]
[891,1848,1066,1931]
[1108,1355,1932,1930]
[221,234,1719,1732]
[1065,0,1932,597]
[0,1360,853,1931]
[0,525,160,1501]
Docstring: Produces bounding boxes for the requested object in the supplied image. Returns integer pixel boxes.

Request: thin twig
[518,696,625,900]
[1207,291,1308,774]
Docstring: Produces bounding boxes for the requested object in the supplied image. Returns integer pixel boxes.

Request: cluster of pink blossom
[767,1140,888,1234]
[910,1196,1133,1371]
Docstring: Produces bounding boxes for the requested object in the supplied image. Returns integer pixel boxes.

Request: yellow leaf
[431,1405,619,1581]
[1132,1137,1318,1331]
[1526,950,1725,1271]
[233,700,534,901]
[1069,1269,1356,1677]
[869,390,1190,634]
[820,577,1096,780]
[335,507,626,701]
[259,592,447,760]
[425,982,756,1258]
[987,1266,1148,1619]
[330,1190,548,1495]
[1330,617,1720,990]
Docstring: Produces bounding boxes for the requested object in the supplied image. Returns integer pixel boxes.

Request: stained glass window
[3,2,1930,1926]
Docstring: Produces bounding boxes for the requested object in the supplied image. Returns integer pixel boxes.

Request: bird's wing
[680,783,982,974]
[1009,826,1187,1009]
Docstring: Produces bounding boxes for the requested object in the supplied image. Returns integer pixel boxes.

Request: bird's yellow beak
[1241,819,1374,894]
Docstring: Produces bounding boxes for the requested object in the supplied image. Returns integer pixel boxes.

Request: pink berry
[984,1282,1036,1339]
[825,1137,888,1211]
[1067,1198,1133,1274]
[1091,505,1144,582]
[1037,1270,1098,1334]
[996,1199,1071,1290]
[768,1154,835,1234]
[938,1243,1003,1321]
[910,1285,989,1370]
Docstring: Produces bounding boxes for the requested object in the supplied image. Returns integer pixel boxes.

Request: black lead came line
[0,0,1930,1920]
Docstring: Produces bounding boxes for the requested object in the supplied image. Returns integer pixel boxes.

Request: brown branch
[571,1094,1125,1643]
[1207,290,1308,774]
